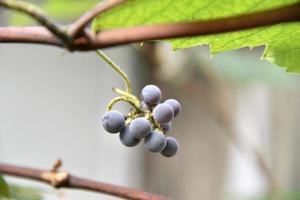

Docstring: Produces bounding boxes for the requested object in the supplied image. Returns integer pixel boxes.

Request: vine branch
[0,2,299,50]
[0,162,168,200]
[0,0,70,44]
[68,0,127,38]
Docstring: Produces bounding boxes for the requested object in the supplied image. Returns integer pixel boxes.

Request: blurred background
[0,1,300,200]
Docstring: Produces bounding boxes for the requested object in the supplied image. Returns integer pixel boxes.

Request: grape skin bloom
[129,117,152,139]
[144,131,167,152]
[102,110,125,133]
[153,103,174,124]
[120,126,140,147]
[161,137,180,157]
[165,99,181,117]
[141,85,161,106]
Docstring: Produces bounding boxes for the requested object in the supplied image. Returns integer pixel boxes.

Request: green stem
[112,87,138,101]
[107,96,141,112]
[145,111,162,131]
[96,50,132,94]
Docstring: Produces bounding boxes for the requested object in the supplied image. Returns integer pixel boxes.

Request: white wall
[0,44,144,199]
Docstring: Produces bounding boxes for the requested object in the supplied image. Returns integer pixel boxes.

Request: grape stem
[145,111,162,132]
[96,50,132,94]
[112,87,138,101]
[107,96,141,113]
[96,51,163,131]
[107,93,162,131]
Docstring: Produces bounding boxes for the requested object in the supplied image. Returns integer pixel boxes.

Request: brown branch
[73,2,300,50]
[0,0,70,44]
[0,26,60,45]
[0,2,299,50]
[0,162,168,200]
[68,0,127,38]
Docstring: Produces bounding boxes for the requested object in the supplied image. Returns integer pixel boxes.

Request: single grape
[161,122,172,133]
[161,137,179,157]
[102,110,125,133]
[129,117,151,139]
[153,103,174,124]
[141,85,161,106]
[144,131,167,152]
[119,125,140,147]
[165,99,181,117]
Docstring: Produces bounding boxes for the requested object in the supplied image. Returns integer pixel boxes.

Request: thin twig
[96,50,132,93]
[0,0,70,44]
[68,0,127,38]
[0,3,299,50]
[0,162,168,200]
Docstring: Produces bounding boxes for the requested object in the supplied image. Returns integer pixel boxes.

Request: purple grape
[153,103,174,124]
[161,122,172,132]
[165,99,181,117]
[129,117,151,139]
[161,137,179,157]
[144,131,167,152]
[141,85,161,106]
[119,125,140,147]
[102,110,125,133]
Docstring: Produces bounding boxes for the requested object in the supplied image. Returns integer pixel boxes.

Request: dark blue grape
[165,99,181,117]
[153,103,174,124]
[141,85,161,106]
[119,125,140,147]
[161,122,172,133]
[102,110,125,133]
[144,131,167,152]
[161,137,179,157]
[129,117,151,139]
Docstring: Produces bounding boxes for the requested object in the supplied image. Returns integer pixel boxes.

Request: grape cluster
[102,84,181,157]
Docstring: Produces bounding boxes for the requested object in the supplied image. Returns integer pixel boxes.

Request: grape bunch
[102,84,181,157]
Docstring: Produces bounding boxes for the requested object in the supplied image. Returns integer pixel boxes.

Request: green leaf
[92,0,300,72]
[0,175,10,198]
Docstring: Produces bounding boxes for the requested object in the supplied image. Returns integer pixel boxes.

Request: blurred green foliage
[226,191,300,200]
[0,176,44,200]
[212,47,298,87]
[7,185,44,200]
[172,46,298,87]
[8,0,99,25]
[0,175,10,198]
[252,192,300,200]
